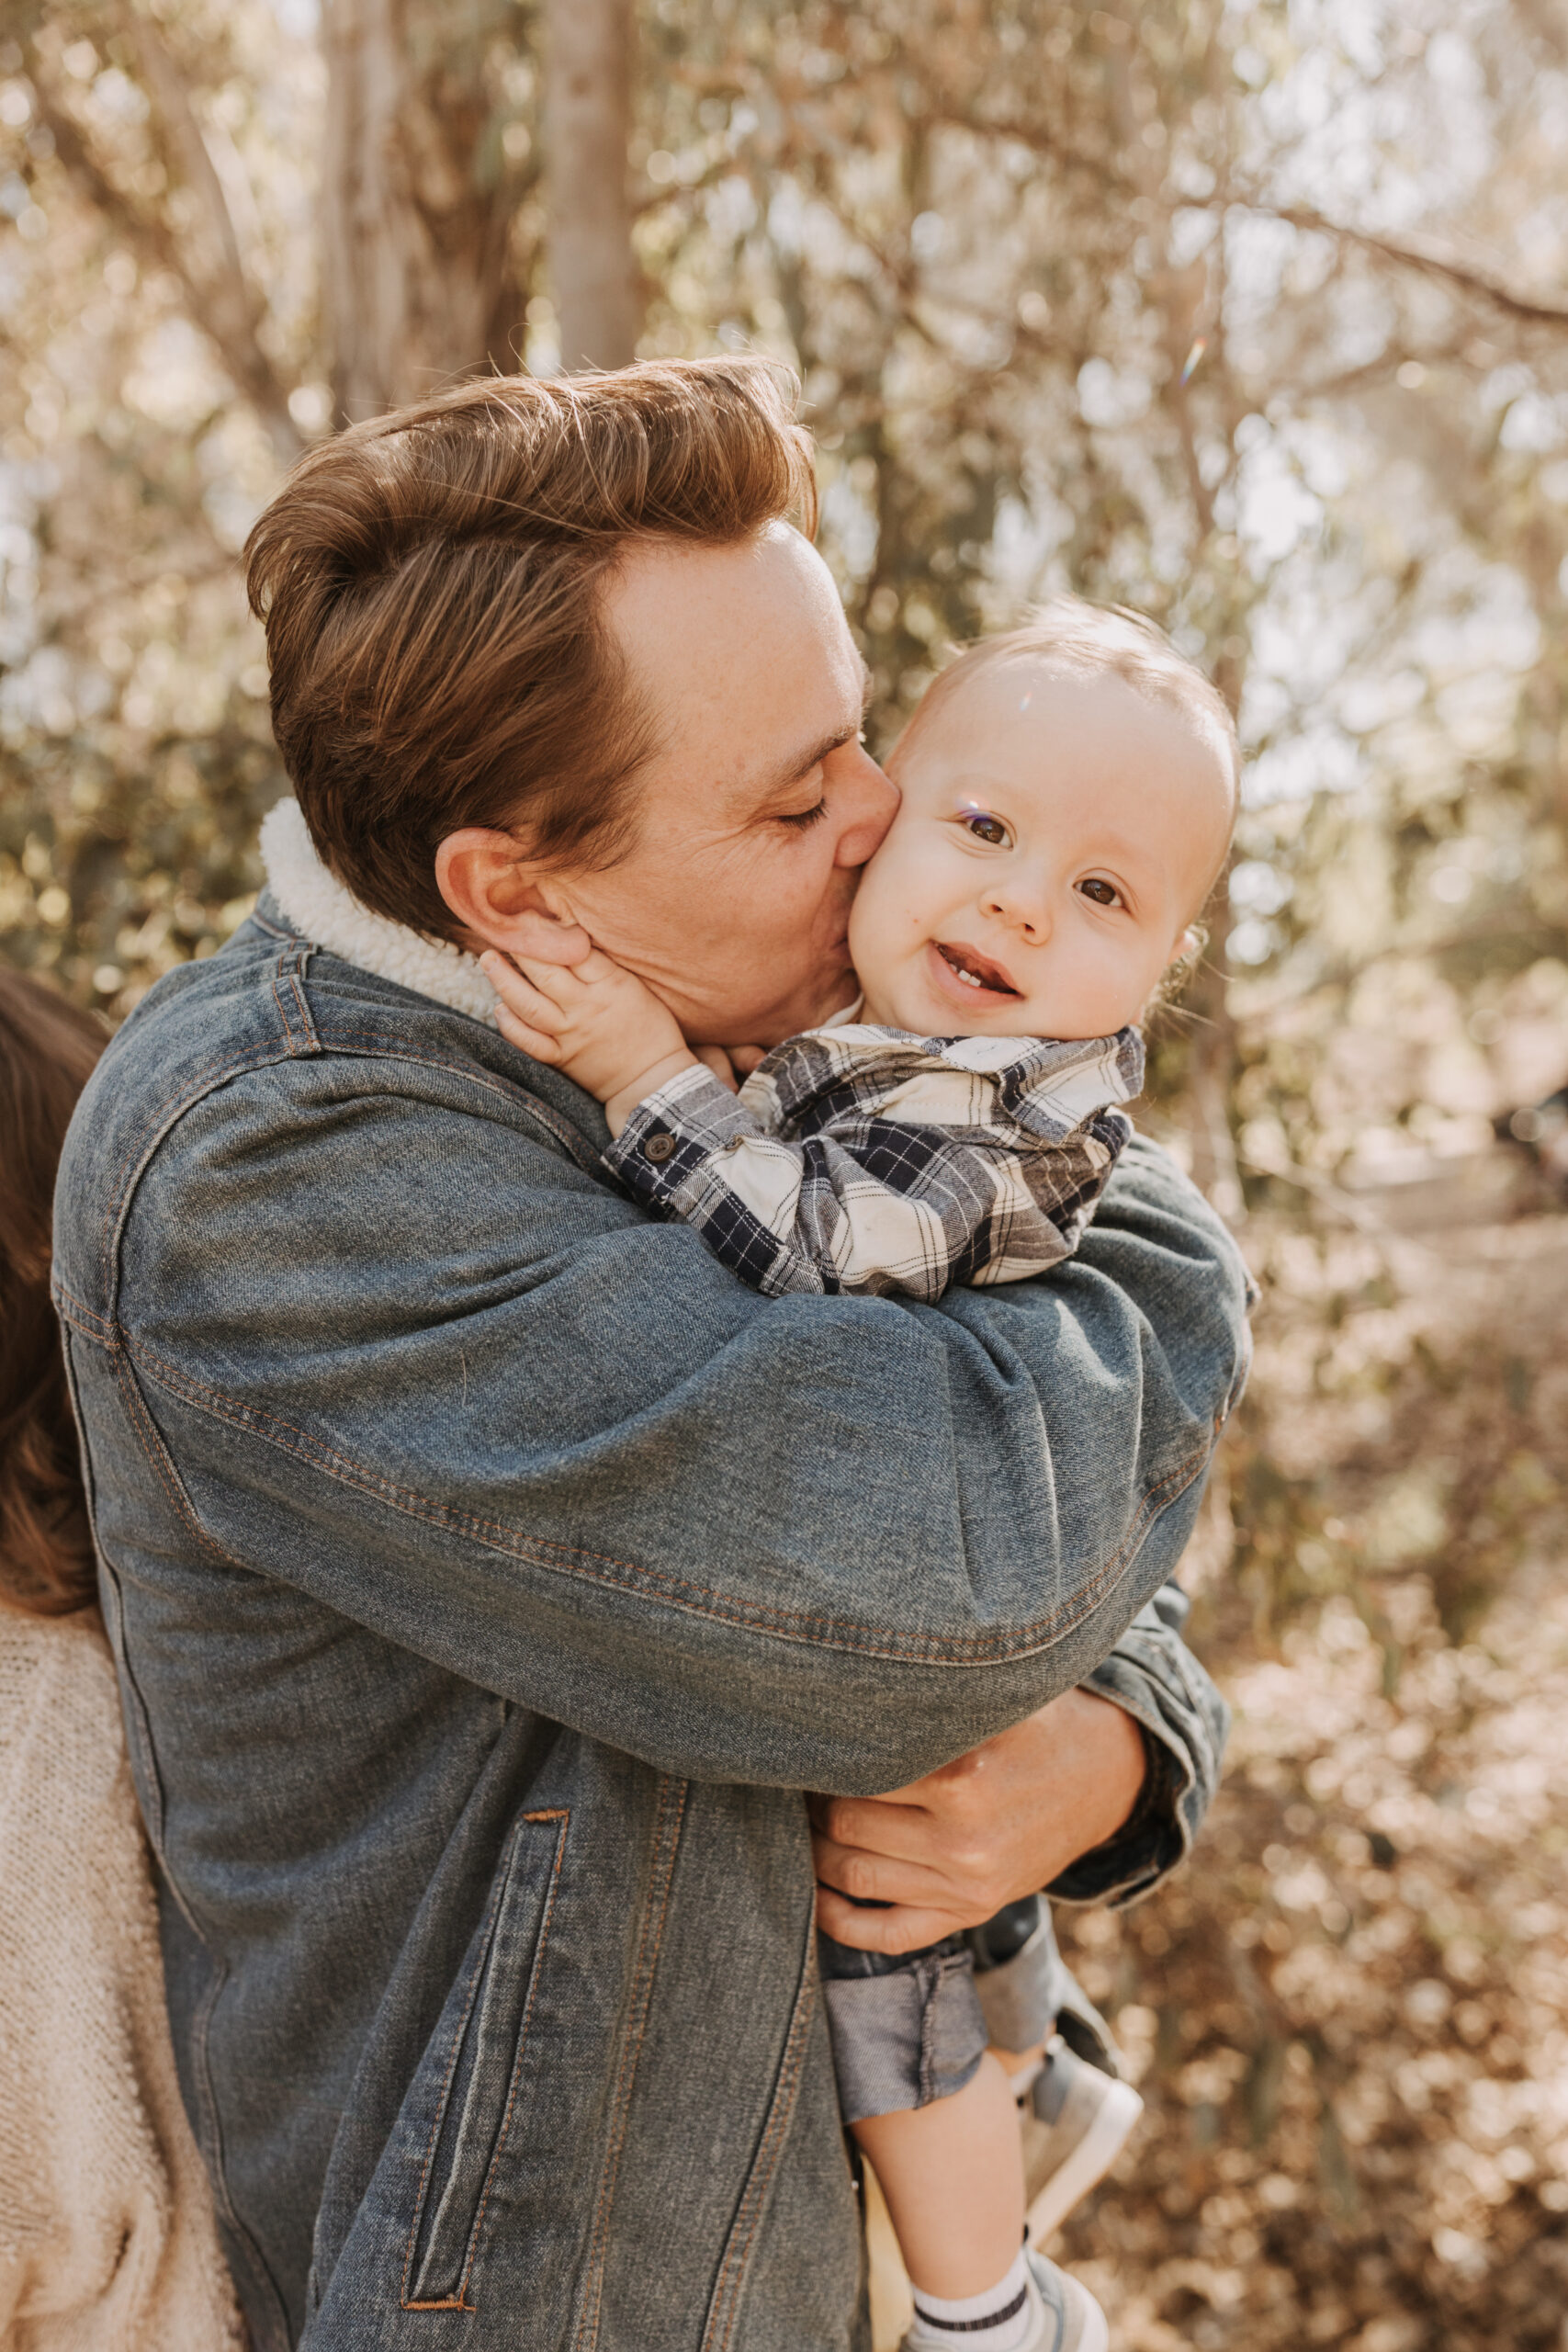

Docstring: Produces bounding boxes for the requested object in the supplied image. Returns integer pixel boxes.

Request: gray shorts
[818,1900,1065,2126]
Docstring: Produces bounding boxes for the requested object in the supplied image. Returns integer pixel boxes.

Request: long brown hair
[0,968,106,1615]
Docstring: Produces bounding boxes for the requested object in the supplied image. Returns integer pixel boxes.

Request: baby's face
[847,659,1235,1040]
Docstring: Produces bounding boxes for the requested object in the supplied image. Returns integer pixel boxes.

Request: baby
[485,598,1238,2352]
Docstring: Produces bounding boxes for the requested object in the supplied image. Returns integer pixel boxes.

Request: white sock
[908,2250,1035,2351]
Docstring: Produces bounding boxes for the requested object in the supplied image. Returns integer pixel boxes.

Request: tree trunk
[320,0,527,418]
[546,0,639,371]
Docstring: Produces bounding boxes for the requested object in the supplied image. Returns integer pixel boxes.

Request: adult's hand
[811,1688,1146,1954]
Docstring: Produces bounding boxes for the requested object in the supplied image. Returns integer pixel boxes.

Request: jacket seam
[99,1037,312,1314]
[457,1808,569,2306]
[569,1776,688,2352]
[397,1862,507,2313]
[52,1281,115,1344]
[399,1808,570,2313]
[116,1352,246,1574]
[270,949,317,1053]
[250,896,601,1163]
[701,1893,820,2352]
[126,1334,1211,1663]
[95,1028,603,1318]
[110,1354,293,2345]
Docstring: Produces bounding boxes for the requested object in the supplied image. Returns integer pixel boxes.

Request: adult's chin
[685,972,856,1052]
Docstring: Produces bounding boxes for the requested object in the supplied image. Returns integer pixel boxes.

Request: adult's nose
[831,742,900,869]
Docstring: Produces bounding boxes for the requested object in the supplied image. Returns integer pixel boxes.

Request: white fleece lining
[259,797,501,1027]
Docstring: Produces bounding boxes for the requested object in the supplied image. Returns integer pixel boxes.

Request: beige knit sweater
[0,1603,244,2352]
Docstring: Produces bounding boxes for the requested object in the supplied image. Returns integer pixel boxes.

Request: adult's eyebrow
[756,712,863,798]
[737,660,875,808]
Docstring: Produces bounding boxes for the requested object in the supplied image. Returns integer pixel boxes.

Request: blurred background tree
[3,5,1567,2346]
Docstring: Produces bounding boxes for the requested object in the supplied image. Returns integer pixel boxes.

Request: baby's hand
[481,947,696,1132]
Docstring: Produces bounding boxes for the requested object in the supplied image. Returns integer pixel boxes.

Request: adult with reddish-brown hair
[55,358,1248,2352]
[0,967,243,2350]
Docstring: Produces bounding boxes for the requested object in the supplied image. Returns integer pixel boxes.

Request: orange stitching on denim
[100,1026,577,1254]
[145,1321,1204,1653]
[112,1354,289,2339]
[569,1776,688,2352]
[702,1894,819,2352]
[398,1823,526,2312]
[51,1281,114,1342]
[99,1038,298,1305]
[128,1330,1211,1661]
[711,2010,811,2352]
[116,1356,238,1570]
[96,1021,599,1309]
[270,958,315,1052]
[456,1809,569,2308]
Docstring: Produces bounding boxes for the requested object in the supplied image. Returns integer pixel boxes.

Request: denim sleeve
[1050,1578,1230,1905]
[108,1052,1253,1795]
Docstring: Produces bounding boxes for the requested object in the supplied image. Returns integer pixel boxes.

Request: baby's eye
[961,811,1011,849]
[1078,877,1123,909]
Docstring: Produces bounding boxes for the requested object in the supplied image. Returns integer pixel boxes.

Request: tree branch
[126,15,301,456]
[1241,201,1568,331]
[32,35,300,461]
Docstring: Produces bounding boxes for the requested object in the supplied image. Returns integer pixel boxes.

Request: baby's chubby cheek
[847,849,931,956]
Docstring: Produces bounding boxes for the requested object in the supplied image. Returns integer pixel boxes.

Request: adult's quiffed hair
[0,969,106,1617]
[246,357,818,939]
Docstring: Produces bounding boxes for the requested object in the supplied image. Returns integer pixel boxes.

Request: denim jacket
[52,901,1251,2352]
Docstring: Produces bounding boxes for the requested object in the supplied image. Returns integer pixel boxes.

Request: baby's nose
[984,884,1050,938]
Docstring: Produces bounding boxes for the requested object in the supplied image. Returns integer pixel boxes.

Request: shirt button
[643,1131,677,1163]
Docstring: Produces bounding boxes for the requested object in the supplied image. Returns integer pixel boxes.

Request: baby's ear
[1150,922,1207,1012]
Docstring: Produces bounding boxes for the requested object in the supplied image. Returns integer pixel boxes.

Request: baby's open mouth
[933,941,1021,998]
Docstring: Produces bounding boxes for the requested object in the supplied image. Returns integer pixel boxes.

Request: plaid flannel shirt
[604,1023,1145,1303]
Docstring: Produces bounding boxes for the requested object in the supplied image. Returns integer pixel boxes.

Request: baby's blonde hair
[897,596,1239,1006]
[900,595,1241,808]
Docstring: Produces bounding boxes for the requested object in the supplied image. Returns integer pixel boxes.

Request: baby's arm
[480,944,712,1131]
[485,949,1134,1304]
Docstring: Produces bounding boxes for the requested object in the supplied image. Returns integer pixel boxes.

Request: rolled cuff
[603,1063,761,1211]
[818,1947,987,2124]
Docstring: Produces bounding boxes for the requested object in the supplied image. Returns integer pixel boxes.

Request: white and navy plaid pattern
[604,1023,1145,1303]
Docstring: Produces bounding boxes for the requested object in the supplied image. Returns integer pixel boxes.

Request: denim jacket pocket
[401,1807,568,2312]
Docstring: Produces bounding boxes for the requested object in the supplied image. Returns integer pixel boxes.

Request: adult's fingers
[810,1829,957,1912]
[694,1045,739,1091]
[811,1792,950,1866]
[814,1885,964,1954]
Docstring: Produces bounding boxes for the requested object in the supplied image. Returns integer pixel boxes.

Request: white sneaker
[899,2251,1108,2352]
[1022,2035,1144,2241]
[1025,2252,1109,2352]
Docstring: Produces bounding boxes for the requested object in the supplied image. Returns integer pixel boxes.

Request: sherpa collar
[259,797,501,1028]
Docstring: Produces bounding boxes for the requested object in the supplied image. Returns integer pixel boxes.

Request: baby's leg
[852,2051,1024,2298]
[819,1928,1055,2348]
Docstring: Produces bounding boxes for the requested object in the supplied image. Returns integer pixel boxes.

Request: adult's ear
[435,828,592,965]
